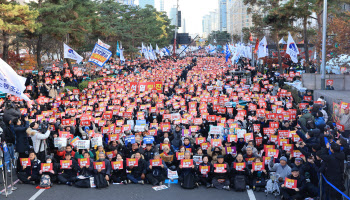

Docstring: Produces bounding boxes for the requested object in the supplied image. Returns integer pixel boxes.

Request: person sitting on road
[146,152,168,186]
[126,152,147,184]
[18,151,41,184]
[57,153,79,186]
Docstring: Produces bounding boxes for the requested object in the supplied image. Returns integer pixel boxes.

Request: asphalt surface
[1,175,278,200]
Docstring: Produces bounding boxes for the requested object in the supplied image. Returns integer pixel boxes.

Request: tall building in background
[182,19,186,33]
[139,0,155,8]
[226,0,234,35]
[159,0,165,12]
[169,6,177,26]
[116,0,135,6]
[228,0,253,36]
[202,9,219,38]
[218,0,227,31]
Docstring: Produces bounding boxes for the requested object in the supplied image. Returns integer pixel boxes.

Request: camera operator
[26,121,50,162]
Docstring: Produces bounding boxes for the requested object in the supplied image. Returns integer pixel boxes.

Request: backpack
[181,173,195,189]
[75,177,91,188]
[93,173,108,188]
[39,175,51,188]
[306,117,316,129]
[315,117,326,127]
[234,175,246,191]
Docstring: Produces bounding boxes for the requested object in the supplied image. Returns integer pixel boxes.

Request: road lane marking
[28,189,45,200]
[247,189,257,200]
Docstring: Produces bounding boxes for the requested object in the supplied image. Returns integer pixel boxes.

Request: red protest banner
[233,162,246,171]
[41,163,53,172]
[60,160,72,169]
[150,159,162,167]
[20,158,31,167]
[111,161,123,170]
[78,158,90,167]
[284,178,297,189]
[181,159,193,168]
[214,163,227,173]
[93,161,106,170]
[252,162,265,171]
[126,158,138,167]
[199,165,210,175]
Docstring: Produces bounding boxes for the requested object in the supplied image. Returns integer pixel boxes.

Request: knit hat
[291,167,299,172]
[280,156,287,162]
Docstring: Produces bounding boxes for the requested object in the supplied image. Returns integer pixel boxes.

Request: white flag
[286,32,299,63]
[149,45,155,60]
[142,42,149,60]
[0,58,30,101]
[120,49,125,62]
[257,36,268,59]
[97,39,111,49]
[63,43,83,64]
[155,44,160,54]
[279,38,287,44]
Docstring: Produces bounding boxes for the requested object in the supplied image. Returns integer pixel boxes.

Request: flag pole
[321,0,327,90]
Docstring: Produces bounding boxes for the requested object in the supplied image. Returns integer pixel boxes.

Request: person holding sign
[207,144,226,165]
[280,168,305,200]
[197,155,213,188]
[334,106,350,137]
[126,152,147,184]
[178,151,198,188]
[212,155,230,190]
[110,153,127,184]
[57,144,76,160]
[230,153,249,190]
[39,155,58,184]
[183,137,195,154]
[140,143,158,162]
[75,152,94,188]
[146,153,167,186]
[57,153,79,186]
[18,151,41,184]
[268,156,291,181]
[159,145,175,170]
[249,157,267,191]
[93,153,112,188]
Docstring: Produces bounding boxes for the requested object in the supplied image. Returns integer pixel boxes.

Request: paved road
[2,179,278,200]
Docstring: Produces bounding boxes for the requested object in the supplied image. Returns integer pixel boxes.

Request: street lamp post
[321,0,327,90]
[173,0,179,58]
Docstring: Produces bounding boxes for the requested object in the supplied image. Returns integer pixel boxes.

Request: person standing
[335,107,350,138]
[26,122,50,162]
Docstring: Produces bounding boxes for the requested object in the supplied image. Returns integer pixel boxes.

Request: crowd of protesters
[0,53,348,200]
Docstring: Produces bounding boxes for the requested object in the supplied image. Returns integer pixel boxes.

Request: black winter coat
[14,121,30,153]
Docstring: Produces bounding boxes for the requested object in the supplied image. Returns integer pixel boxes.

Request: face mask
[47,160,52,164]
[82,136,87,139]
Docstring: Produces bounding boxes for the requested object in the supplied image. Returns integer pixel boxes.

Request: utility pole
[173,0,179,58]
[321,0,327,90]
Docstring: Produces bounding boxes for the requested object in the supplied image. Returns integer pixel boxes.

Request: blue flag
[164,47,171,56]
[116,41,120,57]
[225,44,231,62]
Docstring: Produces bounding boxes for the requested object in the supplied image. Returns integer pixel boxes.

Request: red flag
[254,38,259,54]
[249,33,253,42]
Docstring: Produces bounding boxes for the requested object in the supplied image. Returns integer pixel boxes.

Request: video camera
[38,120,49,133]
